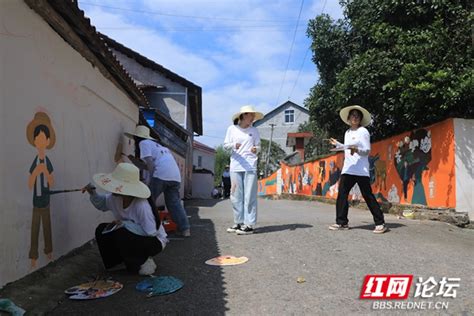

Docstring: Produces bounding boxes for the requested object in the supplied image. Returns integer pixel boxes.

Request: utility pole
[264,123,275,177]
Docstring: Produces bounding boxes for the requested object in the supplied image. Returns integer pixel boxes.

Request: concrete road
[1,198,473,315]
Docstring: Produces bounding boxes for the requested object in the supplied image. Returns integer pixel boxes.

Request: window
[198,156,202,167]
[284,109,294,123]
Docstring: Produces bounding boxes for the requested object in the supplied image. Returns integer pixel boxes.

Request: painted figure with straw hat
[327,105,387,234]
[26,112,56,268]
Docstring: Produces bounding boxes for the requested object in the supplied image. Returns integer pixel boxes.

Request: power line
[287,0,327,101]
[273,0,305,108]
[79,2,300,23]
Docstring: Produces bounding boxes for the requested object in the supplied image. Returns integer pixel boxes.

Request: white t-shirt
[340,126,371,177]
[105,194,168,248]
[139,139,181,182]
[223,125,260,172]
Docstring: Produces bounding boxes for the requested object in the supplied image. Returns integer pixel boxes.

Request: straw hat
[232,105,264,122]
[339,105,372,127]
[93,163,151,198]
[26,112,56,149]
[124,125,157,141]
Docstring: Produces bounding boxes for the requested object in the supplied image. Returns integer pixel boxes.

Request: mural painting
[258,119,456,210]
[394,129,432,205]
[26,112,56,269]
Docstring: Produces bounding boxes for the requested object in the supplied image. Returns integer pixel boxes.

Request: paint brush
[46,187,96,195]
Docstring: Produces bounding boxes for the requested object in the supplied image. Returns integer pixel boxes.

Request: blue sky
[78,0,343,148]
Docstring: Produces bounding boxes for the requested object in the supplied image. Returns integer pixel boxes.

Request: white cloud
[78,0,343,148]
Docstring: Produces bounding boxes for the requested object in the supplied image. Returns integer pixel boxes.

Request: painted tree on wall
[394,129,432,205]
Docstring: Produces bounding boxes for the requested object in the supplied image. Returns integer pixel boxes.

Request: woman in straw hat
[82,163,167,275]
[328,105,387,234]
[124,125,190,237]
[223,105,263,235]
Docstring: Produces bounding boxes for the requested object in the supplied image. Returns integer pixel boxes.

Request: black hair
[233,113,245,125]
[33,125,50,139]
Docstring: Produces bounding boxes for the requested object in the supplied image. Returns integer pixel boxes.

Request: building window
[198,156,202,167]
[284,109,294,123]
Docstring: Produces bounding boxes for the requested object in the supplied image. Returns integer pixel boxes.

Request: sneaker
[328,224,349,231]
[139,257,156,276]
[236,225,254,235]
[176,229,191,237]
[373,224,387,234]
[226,224,241,233]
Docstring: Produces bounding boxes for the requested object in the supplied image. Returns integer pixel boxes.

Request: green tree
[258,139,286,178]
[306,0,473,142]
[214,145,231,186]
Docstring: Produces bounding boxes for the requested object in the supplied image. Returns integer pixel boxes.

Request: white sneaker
[139,257,156,275]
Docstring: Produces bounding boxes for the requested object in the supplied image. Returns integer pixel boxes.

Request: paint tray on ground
[136,276,184,297]
[205,255,249,266]
[64,280,123,300]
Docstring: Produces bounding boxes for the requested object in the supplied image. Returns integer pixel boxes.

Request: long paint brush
[46,187,96,195]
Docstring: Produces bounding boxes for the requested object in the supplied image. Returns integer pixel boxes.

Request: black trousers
[95,223,162,273]
[223,178,231,197]
[336,174,385,226]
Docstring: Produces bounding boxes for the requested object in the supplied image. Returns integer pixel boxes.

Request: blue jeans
[151,178,190,232]
[230,171,258,226]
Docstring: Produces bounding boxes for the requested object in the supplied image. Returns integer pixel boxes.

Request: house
[192,141,216,199]
[100,34,203,199]
[0,0,149,287]
[254,101,310,155]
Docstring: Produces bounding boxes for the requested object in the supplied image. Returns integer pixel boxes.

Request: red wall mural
[258,119,456,208]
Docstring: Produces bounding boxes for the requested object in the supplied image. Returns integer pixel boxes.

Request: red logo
[360,275,413,299]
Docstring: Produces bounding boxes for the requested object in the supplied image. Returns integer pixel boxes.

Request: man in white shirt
[125,126,190,237]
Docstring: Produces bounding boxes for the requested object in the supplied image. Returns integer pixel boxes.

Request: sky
[78,0,344,148]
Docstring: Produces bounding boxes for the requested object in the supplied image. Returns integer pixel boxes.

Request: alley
[1,198,473,315]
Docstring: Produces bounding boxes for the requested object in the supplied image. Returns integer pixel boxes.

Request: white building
[254,101,310,155]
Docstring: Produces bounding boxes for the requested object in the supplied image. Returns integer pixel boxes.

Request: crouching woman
[82,163,167,275]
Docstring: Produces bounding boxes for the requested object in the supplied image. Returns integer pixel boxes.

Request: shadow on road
[256,224,313,234]
[0,203,229,315]
[350,222,406,231]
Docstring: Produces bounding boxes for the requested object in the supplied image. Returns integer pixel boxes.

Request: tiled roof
[100,33,203,135]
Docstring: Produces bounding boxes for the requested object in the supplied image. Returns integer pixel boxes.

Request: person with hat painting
[26,112,56,268]
[224,105,263,235]
[124,126,191,237]
[82,163,167,275]
[328,105,387,234]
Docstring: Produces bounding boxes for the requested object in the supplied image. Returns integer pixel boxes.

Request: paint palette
[65,280,123,300]
[136,276,184,297]
[205,255,249,266]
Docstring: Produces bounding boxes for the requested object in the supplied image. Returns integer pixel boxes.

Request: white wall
[192,173,214,199]
[0,1,138,287]
[454,119,474,219]
[193,148,215,173]
[257,104,309,154]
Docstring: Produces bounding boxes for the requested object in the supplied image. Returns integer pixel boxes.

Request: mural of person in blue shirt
[26,112,56,269]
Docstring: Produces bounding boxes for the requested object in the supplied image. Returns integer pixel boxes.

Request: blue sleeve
[90,192,108,211]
